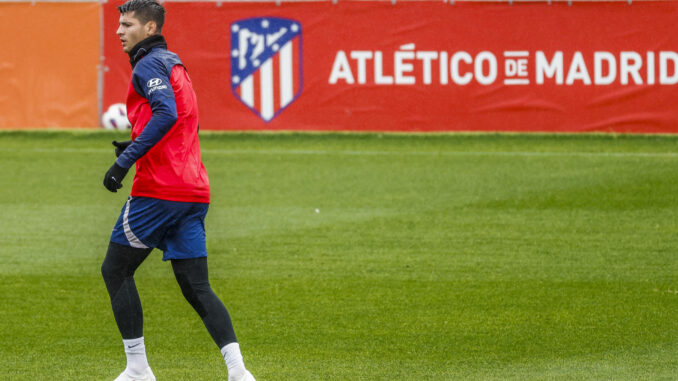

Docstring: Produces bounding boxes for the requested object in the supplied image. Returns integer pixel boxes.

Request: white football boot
[230,370,256,381]
[113,367,156,381]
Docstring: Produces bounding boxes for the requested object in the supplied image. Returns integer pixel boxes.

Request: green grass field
[1,130,677,380]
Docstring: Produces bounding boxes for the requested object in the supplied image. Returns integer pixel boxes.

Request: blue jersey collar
[128,35,167,68]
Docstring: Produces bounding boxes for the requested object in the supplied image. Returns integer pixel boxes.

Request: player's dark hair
[118,0,166,33]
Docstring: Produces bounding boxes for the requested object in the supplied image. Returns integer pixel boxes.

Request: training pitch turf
[0,130,677,380]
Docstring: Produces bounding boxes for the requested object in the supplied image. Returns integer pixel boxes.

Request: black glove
[103,163,129,193]
[112,140,132,158]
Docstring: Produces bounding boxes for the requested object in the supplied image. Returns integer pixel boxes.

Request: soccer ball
[102,103,131,130]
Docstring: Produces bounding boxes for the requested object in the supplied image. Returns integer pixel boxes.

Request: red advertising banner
[103,1,678,133]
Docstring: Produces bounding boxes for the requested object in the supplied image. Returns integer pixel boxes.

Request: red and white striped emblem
[231,18,302,122]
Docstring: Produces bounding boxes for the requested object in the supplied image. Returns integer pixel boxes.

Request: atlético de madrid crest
[230,17,302,122]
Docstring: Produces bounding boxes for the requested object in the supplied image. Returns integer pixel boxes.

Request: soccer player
[101,1,255,380]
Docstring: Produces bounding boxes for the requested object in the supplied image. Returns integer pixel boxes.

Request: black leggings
[101,242,237,348]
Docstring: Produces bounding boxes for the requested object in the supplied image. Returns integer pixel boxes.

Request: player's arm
[117,59,178,168]
[103,59,178,192]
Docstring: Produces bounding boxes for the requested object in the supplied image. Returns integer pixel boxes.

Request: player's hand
[112,140,132,158]
[103,163,129,193]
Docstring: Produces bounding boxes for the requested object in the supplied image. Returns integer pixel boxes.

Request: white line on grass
[201,149,678,158]
[1,147,677,158]
[0,147,109,154]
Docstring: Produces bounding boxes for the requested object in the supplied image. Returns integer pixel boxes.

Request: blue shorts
[110,196,209,261]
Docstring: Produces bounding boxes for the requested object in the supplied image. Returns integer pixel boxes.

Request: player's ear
[145,21,157,36]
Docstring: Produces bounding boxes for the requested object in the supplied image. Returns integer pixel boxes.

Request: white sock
[221,342,246,380]
[123,337,149,376]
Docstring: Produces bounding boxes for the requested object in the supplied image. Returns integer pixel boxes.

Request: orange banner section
[0,2,100,128]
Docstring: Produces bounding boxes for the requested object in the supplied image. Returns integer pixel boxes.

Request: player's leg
[171,257,254,381]
[163,202,254,381]
[104,196,172,381]
[171,257,237,346]
[101,241,155,380]
[101,242,152,339]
